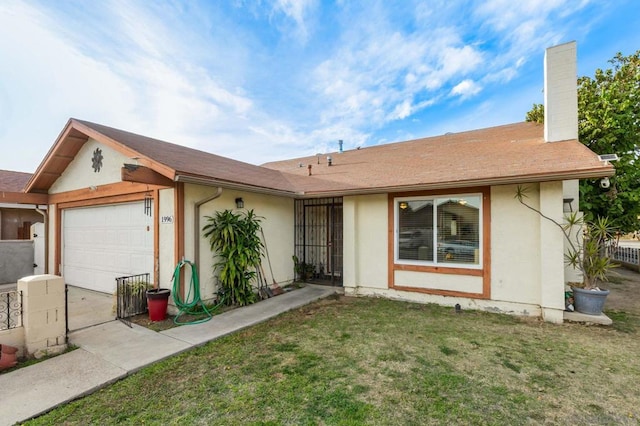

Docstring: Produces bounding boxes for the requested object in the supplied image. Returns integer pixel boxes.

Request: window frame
[394,192,483,270]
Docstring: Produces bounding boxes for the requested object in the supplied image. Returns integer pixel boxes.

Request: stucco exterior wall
[158,188,175,291]
[49,138,130,194]
[343,183,566,321]
[396,270,483,293]
[343,194,388,290]
[184,185,294,302]
[490,184,541,305]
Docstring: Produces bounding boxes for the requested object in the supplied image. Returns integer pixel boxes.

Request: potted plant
[566,216,617,315]
[516,186,617,315]
[292,255,315,282]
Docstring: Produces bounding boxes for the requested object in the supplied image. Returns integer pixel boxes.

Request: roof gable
[26,119,302,195]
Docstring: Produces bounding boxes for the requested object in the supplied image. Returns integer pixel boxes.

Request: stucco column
[342,197,357,293]
[18,274,67,357]
[539,182,566,323]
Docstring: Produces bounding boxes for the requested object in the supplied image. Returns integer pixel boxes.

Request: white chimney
[544,41,578,142]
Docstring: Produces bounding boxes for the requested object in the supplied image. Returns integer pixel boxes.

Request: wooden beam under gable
[0,191,49,204]
[121,165,174,187]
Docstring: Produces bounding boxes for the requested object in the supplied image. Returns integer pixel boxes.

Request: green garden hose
[172,260,215,325]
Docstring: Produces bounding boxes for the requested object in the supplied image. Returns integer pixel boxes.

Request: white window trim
[394,193,483,270]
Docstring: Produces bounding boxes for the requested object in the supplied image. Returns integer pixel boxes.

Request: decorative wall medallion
[92,148,103,172]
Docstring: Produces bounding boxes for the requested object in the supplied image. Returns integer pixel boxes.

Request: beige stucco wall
[491,184,541,305]
[344,183,567,321]
[183,185,294,302]
[158,188,175,291]
[49,138,130,194]
[396,270,483,293]
[343,194,388,290]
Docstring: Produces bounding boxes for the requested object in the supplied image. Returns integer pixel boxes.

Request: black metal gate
[116,273,150,327]
[0,289,22,331]
[294,197,343,286]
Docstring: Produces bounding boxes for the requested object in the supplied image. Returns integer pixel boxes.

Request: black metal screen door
[294,198,343,286]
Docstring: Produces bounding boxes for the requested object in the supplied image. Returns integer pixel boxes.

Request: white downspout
[34,205,48,274]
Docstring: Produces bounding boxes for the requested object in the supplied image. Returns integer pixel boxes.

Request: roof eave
[296,167,615,198]
[174,174,303,198]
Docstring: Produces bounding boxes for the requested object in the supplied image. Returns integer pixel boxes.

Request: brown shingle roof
[263,122,613,195]
[27,119,613,197]
[72,119,301,194]
[0,169,32,192]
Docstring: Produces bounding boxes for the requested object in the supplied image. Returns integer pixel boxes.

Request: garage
[63,201,154,293]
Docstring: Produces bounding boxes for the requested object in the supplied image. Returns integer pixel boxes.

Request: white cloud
[388,100,413,121]
[0,0,628,172]
[270,0,318,42]
[450,80,482,99]
[310,14,486,130]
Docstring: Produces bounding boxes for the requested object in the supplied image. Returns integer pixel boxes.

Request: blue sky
[1,0,639,173]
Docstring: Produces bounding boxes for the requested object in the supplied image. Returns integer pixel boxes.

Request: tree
[526,50,640,233]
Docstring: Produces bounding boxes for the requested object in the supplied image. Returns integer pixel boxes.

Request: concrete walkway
[0,284,338,425]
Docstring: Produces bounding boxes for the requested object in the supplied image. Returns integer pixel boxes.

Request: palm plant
[203,209,264,306]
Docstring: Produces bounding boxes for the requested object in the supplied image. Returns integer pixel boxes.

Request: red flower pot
[146,288,171,321]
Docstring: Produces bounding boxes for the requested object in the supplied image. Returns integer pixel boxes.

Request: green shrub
[203,209,264,306]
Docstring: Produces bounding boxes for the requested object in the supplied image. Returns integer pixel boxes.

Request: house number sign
[161,215,174,224]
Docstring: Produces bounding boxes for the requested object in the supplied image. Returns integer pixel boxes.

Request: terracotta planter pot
[0,344,18,370]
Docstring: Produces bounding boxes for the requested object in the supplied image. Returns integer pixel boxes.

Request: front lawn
[26,296,640,425]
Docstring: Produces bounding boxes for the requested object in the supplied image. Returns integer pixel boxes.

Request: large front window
[396,194,481,266]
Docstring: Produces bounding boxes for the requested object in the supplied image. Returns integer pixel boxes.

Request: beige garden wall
[183,184,294,302]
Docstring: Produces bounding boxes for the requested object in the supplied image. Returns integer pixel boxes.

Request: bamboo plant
[203,209,264,306]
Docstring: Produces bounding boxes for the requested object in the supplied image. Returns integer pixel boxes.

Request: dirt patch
[129,283,307,331]
[605,266,640,315]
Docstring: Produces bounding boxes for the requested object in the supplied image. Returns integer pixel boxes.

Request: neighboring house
[0,170,47,282]
[22,42,613,323]
[0,170,46,240]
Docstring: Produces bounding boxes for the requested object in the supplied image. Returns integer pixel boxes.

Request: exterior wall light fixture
[235,197,244,209]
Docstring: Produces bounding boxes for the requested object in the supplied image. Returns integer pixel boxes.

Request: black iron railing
[0,290,22,330]
[115,273,150,327]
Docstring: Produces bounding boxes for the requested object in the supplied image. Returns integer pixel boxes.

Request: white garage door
[63,202,154,293]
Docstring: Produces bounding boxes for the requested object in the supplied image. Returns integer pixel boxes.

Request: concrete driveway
[67,286,115,331]
[1,282,115,331]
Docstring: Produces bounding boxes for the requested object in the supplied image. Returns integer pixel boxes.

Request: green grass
[24,297,640,425]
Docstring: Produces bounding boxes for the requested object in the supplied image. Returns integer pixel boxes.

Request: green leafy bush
[203,209,264,306]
